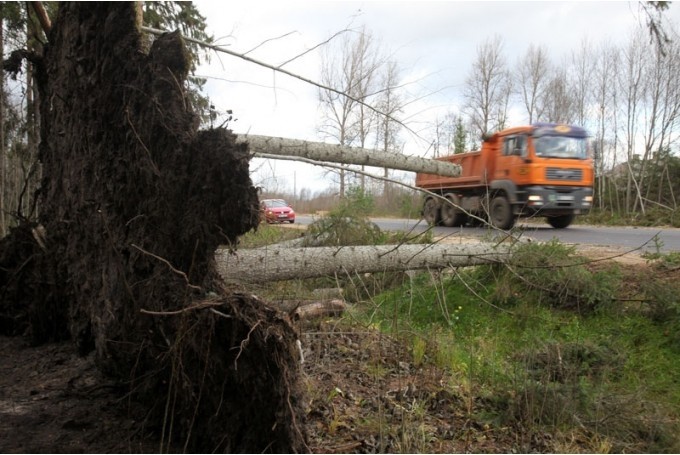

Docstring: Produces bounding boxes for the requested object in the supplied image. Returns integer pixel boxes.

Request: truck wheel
[441,193,466,227]
[423,197,441,226]
[490,195,514,230]
[547,214,574,229]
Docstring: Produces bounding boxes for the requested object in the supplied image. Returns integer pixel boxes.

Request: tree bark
[217,243,510,283]
[238,134,462,177]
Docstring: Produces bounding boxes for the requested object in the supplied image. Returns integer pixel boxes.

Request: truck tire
[441,193,467,227]
[490,195,514,230]
[547,214,575,229]
[423,197,441,226]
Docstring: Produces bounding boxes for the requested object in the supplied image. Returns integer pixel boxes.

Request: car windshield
[533,135,588,159]
[264,200,289,208]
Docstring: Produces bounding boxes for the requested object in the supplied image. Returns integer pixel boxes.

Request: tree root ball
[1,2,307,452]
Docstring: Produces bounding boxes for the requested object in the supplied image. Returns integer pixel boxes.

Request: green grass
[353,241,680,452]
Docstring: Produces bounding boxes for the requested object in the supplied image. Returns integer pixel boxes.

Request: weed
[642,279,680,325]
[644,249,680,269]
[643,233,666,259]
[410,335,427,367]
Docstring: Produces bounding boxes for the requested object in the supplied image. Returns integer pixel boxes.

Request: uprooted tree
[0,3,307,452]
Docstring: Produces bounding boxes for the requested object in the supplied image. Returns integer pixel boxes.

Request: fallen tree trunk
[237,134,462,177]
[217,243,510,283]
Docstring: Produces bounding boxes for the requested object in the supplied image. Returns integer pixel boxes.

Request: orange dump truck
[415,123,594,229]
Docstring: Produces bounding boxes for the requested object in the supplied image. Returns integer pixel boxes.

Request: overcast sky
[193,1,680,195]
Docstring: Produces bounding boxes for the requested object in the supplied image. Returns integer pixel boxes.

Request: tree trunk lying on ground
[216,243,511,283]
[238,134,462,177]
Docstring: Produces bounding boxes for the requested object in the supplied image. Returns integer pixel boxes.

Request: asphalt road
[296,215,680,253]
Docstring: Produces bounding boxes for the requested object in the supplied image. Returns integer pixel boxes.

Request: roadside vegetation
[580,207,680,228]
[359,241,680,452]
[240,194,680,453]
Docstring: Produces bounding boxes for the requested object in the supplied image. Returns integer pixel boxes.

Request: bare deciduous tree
[515,44,551,124]
[591,42,620,209]
[636,30,680,211]
[618,30,648,213]
[374,60,404,194]
[569,39,594,127]
[463,35,510,138]
[540,65,575,124]
[318,26,382,197]
[431,110,459,158]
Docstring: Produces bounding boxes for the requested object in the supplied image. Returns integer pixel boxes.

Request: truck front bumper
[515,186,593,216]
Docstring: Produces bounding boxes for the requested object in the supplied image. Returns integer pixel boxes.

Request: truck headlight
[528,195,543,206]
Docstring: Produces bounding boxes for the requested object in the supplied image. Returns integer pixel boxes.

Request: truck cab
[492,123,594,228]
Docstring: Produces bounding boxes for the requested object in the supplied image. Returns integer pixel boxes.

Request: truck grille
[546,167,582,181]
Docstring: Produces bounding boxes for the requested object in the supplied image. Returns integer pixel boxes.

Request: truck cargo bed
[415,150,490,190]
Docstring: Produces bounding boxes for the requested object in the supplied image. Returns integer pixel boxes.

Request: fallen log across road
[216,243,511,283]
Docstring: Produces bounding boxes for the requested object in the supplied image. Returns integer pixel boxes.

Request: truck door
[495,134,529,186]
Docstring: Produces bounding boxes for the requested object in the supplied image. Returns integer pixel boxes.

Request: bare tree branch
[141,25,409,135]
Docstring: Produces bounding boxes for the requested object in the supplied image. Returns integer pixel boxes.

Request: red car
[260,199,296,224]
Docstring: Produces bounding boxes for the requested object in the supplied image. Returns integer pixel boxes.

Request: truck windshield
[533,135,588,159]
